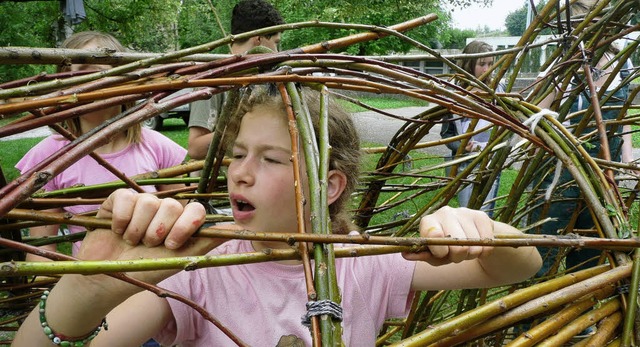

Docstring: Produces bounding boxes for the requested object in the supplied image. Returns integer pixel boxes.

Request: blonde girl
[16,31,187,259]
[14,85,540,346]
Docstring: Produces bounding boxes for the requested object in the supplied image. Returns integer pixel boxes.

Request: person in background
[440,40,503,216]
[15,31,187,261]
[187,0,285,160]
[531,0,634,277]
[13,84,541,346]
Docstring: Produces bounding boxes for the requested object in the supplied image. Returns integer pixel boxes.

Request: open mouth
[235,199,255,212]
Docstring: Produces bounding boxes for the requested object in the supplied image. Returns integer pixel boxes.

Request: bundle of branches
[0,0,639,345]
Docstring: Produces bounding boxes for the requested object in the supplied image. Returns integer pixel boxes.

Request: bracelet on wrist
[39,290,108,346]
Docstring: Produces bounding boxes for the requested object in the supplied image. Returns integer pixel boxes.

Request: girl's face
[473,57,494,79]
[227,104,309,234]
[69,40,121,126]
[69,41,113,72]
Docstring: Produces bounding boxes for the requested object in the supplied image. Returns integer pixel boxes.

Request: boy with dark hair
[231,0,285,35]
[187,0,285,160]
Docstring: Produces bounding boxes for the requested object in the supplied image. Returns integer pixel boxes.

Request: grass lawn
[1,137,44,183]
[630,108,640,147]
[1,100,637,232]
[337,95,429,113]
[0,96,427,183]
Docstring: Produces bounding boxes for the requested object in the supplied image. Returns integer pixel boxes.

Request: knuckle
[162,198,184,215]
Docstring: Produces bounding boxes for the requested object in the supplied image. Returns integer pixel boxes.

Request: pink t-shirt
[16,128,187,254]
[155,239,416,347]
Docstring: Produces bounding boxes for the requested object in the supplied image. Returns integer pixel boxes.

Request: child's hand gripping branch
[12,189,222,347]
[405,206,541,291]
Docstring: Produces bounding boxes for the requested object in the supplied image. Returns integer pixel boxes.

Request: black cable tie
[301,300,343,328]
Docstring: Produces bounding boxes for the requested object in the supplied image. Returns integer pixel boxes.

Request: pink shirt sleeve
[15,136,67,192]
[139,128,187,169]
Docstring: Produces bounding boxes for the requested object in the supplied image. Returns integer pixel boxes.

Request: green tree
[0,0,493,81]
[177,0,492,54]
[505,1,550,37]
[178,1,231,53]
[275,0,452,55]
[439,28,476,49]
[78,0,181,52]
[0,1,59,83]
[505,5,528,36]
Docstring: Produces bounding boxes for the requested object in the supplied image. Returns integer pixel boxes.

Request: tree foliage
[276,0,450,55]
[505,1,551,37]
[80,0,181,52]
[0,1,59,82]
[439,28,476,49]
[0,0,492,81]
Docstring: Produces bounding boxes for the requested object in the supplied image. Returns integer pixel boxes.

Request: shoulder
[34,135,68,148]
[140,127,167,140]
[140,128,184,148]
[16,135,68,170]
[136,128,186,162]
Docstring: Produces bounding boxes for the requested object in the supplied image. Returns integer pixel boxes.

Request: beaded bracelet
[39,290,108,346]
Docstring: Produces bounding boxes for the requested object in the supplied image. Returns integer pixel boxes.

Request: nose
[228,157,255,186]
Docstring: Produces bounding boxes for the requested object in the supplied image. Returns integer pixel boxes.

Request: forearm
[478,221,542,285]
[13,274,140,346]
[536,88,558,110]
[187,129,213,160]
[25,223,60,262]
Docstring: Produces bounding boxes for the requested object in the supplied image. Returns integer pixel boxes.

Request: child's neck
[95,132,129,154]
[251,240,303,265]
[80,118,129,154]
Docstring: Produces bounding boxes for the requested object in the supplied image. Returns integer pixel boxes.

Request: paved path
[0,126,50,141]
[352,106,640,162]
[0,107,446,151]
[352,106,449,156]
[3,108,639,162]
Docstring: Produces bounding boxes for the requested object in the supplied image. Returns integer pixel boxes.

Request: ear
[251,36,262,47]
[327,170,347,206]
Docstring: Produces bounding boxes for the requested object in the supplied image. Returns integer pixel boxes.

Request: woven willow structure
[0,0,639,345]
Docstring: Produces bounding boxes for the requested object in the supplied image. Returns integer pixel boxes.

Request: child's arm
[13,189,222,346]
[25,208,62,262]
[187,126,214,160]
[404,206,542,291]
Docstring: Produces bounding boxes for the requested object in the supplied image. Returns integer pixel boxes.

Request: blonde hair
[226,85,361,234]
[59,31,141,143]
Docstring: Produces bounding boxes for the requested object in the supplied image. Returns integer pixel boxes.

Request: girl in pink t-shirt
[15,31,186,259]
[14,85,541,346]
